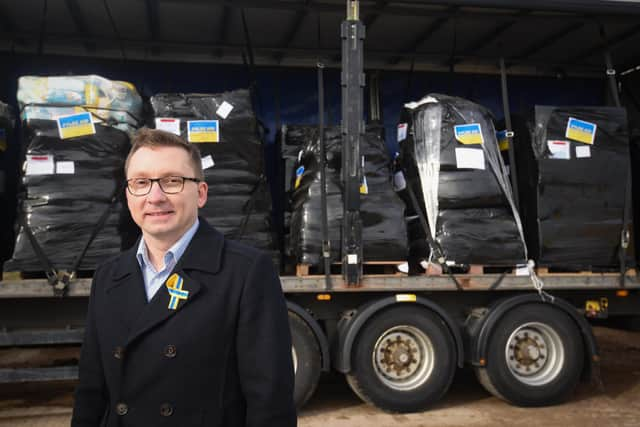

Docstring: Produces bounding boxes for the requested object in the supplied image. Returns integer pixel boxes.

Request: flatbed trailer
[2,269,640,411]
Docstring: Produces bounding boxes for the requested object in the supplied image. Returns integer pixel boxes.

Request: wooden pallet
[536,267,637,277]
[296,261,406,277]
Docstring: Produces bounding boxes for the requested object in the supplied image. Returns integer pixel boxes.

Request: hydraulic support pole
[341,0,365,285]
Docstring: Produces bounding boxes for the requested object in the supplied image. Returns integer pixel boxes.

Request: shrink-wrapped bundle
[399,94,526,267]
[150,90,278,260]
[515,106,632,269]
[287,125,407,266]
[5,75,141,273]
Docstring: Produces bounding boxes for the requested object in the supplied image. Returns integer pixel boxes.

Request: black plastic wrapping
[0,102,16,267]
[150,90,278,261]
[286,125,408,266]
[399,94,526,267]
[515,106,633,269]
[4,120,130,272]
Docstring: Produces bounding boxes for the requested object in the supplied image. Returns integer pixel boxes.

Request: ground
[0,327,639,427]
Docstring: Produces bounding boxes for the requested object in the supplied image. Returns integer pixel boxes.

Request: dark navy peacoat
[72,219,297,427]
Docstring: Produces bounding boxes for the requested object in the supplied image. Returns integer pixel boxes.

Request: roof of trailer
[1,0,639,77]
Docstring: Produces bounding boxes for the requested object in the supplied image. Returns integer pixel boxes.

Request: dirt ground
[0,326,639,427]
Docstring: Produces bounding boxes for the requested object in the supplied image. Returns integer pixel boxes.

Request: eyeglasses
[126,176,200,196]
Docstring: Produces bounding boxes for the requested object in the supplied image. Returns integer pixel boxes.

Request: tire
[475,303,584,407]
[345,306,457,413]
[289,312,322,409]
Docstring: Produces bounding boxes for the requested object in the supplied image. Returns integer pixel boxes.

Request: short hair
[125,128,205,181]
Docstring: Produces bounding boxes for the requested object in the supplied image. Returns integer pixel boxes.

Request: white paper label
[515,264,529,276]
[575,145,591,159]
[397,123,408,142]
[56,161,75,174]
[155,118,181,135]
[547,140,571,160]
[216,101,234,119]
[455,148,485,170]
[201,155,215,170]
[347,254,358,264]
[26,155,55,175]
[393,171,407,191]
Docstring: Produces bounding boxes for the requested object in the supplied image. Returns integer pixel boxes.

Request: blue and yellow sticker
[496,130,509,151]
[56,112,96,140]
[454,123,484,145]
[0,128,6,152]
[294,166,305,189]
[187,120,219,143]
[360,175,369,195]
[565,117,597,145]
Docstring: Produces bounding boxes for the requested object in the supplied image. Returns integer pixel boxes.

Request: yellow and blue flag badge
[166,273,189,310]
[565,117,597,145]
[496,130,509,151]
[454,123,484,145]
[294,166,305,189]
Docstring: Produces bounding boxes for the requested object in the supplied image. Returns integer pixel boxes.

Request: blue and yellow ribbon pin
[166,273,189,310]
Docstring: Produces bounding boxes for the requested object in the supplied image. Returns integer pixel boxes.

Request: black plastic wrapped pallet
[287,124,407,266]
[150,90,278,262]
[515,106,633,269]
[4,120,130,273]
[398,94,526,267]
[0,102,16,268]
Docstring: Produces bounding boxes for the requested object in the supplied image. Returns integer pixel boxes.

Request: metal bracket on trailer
[333,296,465,373]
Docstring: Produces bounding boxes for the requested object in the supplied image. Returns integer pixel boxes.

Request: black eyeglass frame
[126,176,201,196]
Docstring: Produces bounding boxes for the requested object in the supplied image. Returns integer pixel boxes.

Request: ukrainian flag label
[294,166,304,189]
[56,112,96,140]
[454,123,484,145]
[565,117,597,145]
[187,120,219,143]
[496,130,509,151]
[0,128,6,152]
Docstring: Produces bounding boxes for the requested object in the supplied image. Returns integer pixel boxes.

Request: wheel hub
[378,334,420,378]
[504,322,566,387]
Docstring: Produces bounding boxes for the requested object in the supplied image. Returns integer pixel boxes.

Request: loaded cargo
[1,0,640,416]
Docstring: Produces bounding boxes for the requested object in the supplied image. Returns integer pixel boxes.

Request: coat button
[164,344,177,358]
[160,403,174,417]
[113,346,125,359]
[115,402,128,416]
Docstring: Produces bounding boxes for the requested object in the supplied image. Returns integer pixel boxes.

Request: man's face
[126,146,207,245]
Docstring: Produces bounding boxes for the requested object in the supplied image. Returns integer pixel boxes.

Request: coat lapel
[125,269,201,346]
[105,246,148,334]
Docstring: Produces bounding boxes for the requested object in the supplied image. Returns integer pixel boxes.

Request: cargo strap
[19,187,119,297]
[236,175,267,240]
[21,102,142,127]
[404,181,463,291]
[527,260,554,303]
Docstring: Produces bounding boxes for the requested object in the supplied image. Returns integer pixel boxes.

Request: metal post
[499,57,520,211]
[341,0,365,285]
[318,63,332,290]
[599,24,631,287]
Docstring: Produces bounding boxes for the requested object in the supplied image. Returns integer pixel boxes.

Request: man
[72,128,296,427]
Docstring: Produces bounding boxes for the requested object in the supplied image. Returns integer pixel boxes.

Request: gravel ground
[0,327,639,427]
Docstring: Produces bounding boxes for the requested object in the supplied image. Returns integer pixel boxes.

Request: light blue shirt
[136,219,200,302]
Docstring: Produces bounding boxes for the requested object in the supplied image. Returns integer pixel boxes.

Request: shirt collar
[136,218,200,271]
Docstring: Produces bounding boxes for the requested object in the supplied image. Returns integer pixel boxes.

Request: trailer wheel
[346,306,456,412]
[289,312,321,409]
[475,304,584,406]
